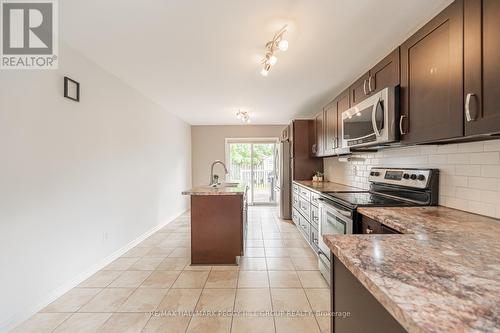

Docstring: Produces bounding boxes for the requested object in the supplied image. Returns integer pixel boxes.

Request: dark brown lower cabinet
[464,0,500,136]
[332,256,406,333]
[190,195,243,265]
[400,0,464,144]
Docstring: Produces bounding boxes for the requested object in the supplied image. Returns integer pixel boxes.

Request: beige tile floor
[12,206,330,333]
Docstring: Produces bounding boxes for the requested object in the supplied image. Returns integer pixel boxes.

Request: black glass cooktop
[323,191,414,208]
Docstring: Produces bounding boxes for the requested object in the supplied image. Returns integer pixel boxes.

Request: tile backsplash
[324,139,500,219]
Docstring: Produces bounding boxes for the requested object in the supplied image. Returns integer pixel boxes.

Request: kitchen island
[324,206,500,333]
[182,184,247,265]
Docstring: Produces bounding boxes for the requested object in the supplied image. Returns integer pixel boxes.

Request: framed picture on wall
[64,76,80,102]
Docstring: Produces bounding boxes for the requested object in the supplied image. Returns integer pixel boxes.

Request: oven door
[317,198,353,283]
[341,87,395,148]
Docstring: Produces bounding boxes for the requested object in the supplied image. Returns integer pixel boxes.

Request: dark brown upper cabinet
[400,0,464,144]
[464,0,500,136]
[323,100,337,156]
[349,72,371,106]
[312,111,325,157]
[369,48,400,96]
[349,48,400,107]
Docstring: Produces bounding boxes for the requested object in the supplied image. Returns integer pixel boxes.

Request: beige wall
[192,125,284,186]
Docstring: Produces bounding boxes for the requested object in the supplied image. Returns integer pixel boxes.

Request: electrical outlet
[102,232,108,241]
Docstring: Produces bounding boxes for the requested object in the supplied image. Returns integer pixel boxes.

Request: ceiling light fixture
[260,25,288,76]
[236,110,251,123]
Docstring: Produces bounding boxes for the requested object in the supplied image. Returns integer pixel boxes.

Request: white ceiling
[61,0,453,125]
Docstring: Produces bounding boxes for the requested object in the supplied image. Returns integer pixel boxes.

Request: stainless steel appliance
[277,140,291,219]
[341,86,399,149]
[317,167,439,283]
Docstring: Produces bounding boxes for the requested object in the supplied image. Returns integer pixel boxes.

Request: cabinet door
[360,216,382,234]
[336,89,350,148]
[464,0,500,135]
[324,100,337,156]
[313,111,325,157]
[349,72,371,106]
[369,48,400,94]
[400,0,463,144]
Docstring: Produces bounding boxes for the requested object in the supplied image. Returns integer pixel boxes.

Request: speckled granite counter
[324,206,500,333]
[182,185,246,195]
[294,180,364,193]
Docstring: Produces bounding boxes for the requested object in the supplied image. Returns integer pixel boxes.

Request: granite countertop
[294,180,364,193]
[323,206,500,333]
[182,184,246,196]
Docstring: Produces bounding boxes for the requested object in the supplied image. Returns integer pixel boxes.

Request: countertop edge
[326,235,426,333]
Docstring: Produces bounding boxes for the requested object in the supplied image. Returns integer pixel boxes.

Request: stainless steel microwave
[341,87,398,148]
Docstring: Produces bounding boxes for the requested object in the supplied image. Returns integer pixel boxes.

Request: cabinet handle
[399,115,407,135]
[363,80,368,95]
[465,93,476,122]
[368,76,373,92]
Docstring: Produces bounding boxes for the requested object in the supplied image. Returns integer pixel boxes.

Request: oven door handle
[318,198,352,217]
[371,97,382,137]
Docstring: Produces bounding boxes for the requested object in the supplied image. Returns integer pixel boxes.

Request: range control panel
[368,168,434,189]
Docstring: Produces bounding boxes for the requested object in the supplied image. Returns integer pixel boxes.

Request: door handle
[399,115,407,135]
[465,93,476,122]
[368,76,373,93]
[363,80,368,95]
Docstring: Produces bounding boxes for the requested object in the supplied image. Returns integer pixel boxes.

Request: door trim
[225,138,279,206]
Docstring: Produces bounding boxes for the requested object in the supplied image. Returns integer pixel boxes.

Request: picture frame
[64,76,80,102]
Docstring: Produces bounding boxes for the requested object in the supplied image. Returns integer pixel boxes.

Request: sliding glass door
[227,140,278,205]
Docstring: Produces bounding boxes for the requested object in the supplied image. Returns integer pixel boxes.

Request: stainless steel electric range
[317,167,439,283]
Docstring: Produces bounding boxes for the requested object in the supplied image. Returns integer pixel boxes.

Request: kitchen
[3,0,500,333]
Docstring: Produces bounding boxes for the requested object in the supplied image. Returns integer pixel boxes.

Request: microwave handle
[372,97,382,137]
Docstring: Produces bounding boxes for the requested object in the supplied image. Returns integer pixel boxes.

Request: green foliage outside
[230,143,274,166]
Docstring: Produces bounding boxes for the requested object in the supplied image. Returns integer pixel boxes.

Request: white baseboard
[1,209,188,333]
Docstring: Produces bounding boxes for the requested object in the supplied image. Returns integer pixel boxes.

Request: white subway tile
[447,153,470,164]
[445,197,469,211]
[428,155,448,165]
[439,186,455,196]
[484,139,500,152]
[457,141,484,153]
[454,187,481,200]
[481,165,500,178]
[437,144,458,154]
[468,177,499,191]
[444,175,467,187]
[480,190,500,205]
[439,165,456,176]
[469,152,500,165]
[468,201,496,217]
[455,165,481,177]
[420,145,438,155]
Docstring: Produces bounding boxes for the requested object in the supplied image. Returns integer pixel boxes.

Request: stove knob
[417,175,426,181]
[373,172,380,177]
[410,174,417,180]
[403,174,410,179]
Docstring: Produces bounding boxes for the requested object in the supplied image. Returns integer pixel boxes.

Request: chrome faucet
[209,160,229,186]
